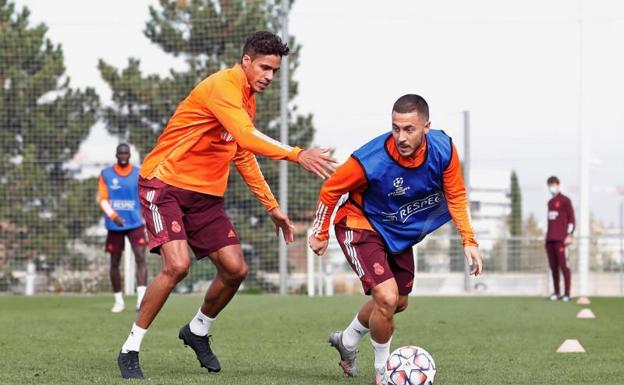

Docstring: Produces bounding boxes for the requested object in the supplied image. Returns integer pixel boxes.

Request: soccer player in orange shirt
[117,31,336,379]
[309,94,483,385]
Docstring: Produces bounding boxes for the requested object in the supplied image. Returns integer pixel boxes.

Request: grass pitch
[0,295,622,385]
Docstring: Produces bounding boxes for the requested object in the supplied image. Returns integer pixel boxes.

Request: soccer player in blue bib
[98,143,148,313]
[309,94,483,385]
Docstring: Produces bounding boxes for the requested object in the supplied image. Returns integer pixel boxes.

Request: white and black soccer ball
[385,345,436,385]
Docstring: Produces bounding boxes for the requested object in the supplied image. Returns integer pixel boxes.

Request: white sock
[136,286,146,309]
[342,314,369,351]
[121,323,147,353]
[189,308,215,337]
[371,337,392,370]
[114,292,124,305]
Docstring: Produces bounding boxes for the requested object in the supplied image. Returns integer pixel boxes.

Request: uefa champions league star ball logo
[388,177,410,197]
[111,178,121,190]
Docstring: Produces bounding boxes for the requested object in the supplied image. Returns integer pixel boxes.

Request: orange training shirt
[140,64,301,208]
[312,134,478,247]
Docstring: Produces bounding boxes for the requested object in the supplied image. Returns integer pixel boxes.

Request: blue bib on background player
[352,130,453,253]
[101,166,142,231]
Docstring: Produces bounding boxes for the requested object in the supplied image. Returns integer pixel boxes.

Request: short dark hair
[242,31,289,60]
[547,176,560,185]
[116,143,130,153]
[392,94,429,120]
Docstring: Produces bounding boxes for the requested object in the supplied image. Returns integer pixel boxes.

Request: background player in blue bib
[309,94,483,385]
[98,143,148,313]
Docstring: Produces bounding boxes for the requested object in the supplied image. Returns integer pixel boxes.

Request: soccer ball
[385,346,436,385]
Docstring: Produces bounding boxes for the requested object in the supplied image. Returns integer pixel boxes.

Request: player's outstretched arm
[297,147,338,179]
[308,157,367,256]
[233,148,280,211]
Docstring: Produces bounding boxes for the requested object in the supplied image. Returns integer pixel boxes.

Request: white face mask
[548,185,559,196]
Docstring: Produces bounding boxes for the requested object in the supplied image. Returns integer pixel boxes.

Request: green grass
[0,295,622,385]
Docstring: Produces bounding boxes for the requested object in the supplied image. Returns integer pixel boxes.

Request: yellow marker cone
[576,308,595,319]
[556,339,585,353]
[576,297,591,305]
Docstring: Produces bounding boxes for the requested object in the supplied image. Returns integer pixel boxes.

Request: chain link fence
[0,0,321,295]
[306,226,624,297]
[1,1,623,297]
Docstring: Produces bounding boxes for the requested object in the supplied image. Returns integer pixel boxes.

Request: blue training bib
[101,166,143,231]
[352,130,453,253]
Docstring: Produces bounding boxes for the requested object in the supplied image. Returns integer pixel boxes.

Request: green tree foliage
[99,0,321,282]
[508,170,522,270]
[0,1,99,268]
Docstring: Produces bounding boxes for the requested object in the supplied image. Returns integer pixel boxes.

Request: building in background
[469,169,513,251]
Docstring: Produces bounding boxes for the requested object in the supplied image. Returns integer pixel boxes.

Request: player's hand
[268,207,295,244]
[308,233,329,256]
[564,235,573,246]
[297,147,337,179]
[112,215,125,227]
[464,245,483,276]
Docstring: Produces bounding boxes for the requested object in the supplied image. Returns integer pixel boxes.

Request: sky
[12,0,624,228]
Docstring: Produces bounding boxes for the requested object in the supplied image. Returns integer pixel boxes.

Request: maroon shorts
[335,221,414,296]
[105,226,147,254]
[138,177,240,259]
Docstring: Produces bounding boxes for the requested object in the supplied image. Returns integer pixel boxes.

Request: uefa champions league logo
[388,177,410,197]
[111,178,121,190]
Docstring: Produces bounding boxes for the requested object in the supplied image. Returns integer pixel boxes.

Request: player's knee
[224,261,248,285]
[374,290,399,315]
[133,249,146,266]
[163,259,190,281]
[135,255,146,268]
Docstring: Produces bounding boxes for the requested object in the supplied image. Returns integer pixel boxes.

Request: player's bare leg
[136,240,190,328]
[330,285,408,379]
[132,245,148,310]
[201,244,248,316]
[110,252,124,313]
[179,244,248,373]
[357,294,409,328]
[368,279,401,385]
[118,240,191,379]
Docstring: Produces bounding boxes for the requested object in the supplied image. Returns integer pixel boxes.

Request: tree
[99,0,321,286]
[508,170,522,270]
[0,1,99,269]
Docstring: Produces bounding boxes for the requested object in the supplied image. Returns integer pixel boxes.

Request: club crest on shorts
[171,221,182,233]
[373,262,385,276]
[227,229,236,238]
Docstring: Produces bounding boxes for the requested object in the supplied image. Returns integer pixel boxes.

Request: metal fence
[1,1,623,298]
[306,228,624,297]
[3,224,624,296]
[0,0,320,295]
